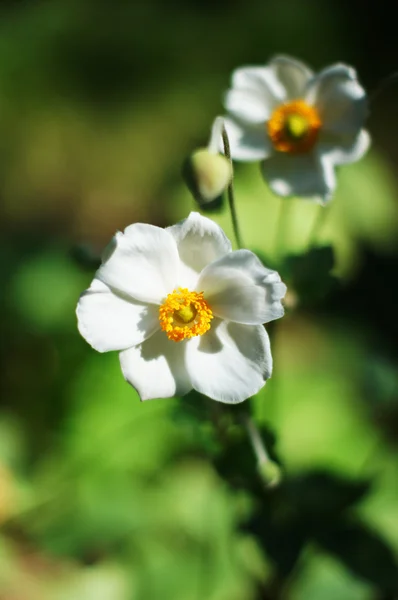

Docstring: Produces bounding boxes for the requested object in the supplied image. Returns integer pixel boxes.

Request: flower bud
[183,148,232,207]
[259,459,282,488]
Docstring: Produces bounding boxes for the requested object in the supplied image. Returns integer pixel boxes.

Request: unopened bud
[258,459,282,489]
[183,117,232,208]
[183,148,232,206]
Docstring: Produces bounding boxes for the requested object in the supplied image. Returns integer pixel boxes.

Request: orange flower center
[267,100,322,154]
[159,288,213,342]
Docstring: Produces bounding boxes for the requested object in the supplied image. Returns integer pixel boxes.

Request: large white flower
[76,212,286,404]
[223,55,370,203]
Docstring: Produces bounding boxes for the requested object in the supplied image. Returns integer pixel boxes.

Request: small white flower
[223,55,370,203]
[76,212,286,404]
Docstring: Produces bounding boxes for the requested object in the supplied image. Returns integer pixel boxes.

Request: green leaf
[315,519,398,593]
[282,245,338,305]
[287,470,370,519]
[245,470,371,580]
[248,485,307,578]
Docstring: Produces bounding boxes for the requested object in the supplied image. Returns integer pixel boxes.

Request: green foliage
[282,245,338,306]
[9,249,88,331]
[246,470,398,590]
[315,519,398,593]
[293,553,374,600]
[0,1,398,598]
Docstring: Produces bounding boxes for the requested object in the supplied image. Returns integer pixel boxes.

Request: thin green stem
[221,126,243,249]
[308,203,330,248]
[273,199,292,261]
[241,412,270,465]
[240,412,281,488]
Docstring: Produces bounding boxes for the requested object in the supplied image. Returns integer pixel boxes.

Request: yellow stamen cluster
[159,288,213,342]
[267,100,322,154]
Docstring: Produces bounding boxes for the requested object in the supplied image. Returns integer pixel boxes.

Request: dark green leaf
[287,470,370,519]
[282,245,338,305]
[315,519,398,592]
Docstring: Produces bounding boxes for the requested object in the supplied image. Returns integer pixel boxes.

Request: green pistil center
[175,303,197,324]
[285,113,310,140]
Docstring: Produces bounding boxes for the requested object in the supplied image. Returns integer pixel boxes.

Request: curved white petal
[198,250,286,324]
[167,212,232,285]
[186,321,272,404]
[269,54,313,99]
[261,152,336,203]
[305,64,368,136]
[231,66,286,105]
[208,116,225,154]
[97,223,179,305]
[77,279,159,353]
[120,330,192,400]
[223,118,273,162]
[317,152,337,205]
[224,88,273,124]
[319,129,371,166]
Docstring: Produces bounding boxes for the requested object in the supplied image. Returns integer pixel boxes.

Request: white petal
[198,250,286,324]
[261,152,336,203]
[318,152,337,204]
[186,321,272,404]
[97,223,179,304]
[223,118,273,162]
[120,330,192,400]
[224,88,272,124]
[231,66,286,105]
[305,64,368,136]
[319,129,371,165]
[269,54,313,99]
[208,116,225,154]
[167,212,232,284]
[77,279,160,352]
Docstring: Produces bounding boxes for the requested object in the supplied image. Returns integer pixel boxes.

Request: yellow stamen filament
[267,100,322,154]
[159,288,213,342]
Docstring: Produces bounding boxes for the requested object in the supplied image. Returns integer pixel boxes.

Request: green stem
[242,412,270,465]
[240,412,281,488]
[308,203,330,248]
[221,125,243,249]
[273,199,292,261]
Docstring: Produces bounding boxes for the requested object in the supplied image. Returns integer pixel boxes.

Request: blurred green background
[1,0,398,598]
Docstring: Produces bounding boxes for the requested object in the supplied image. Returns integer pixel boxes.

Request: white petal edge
[77,279,160,352]
[167,212,232,283]
[319,129,371,166]
[261,151,336,204]
[97,223,180,305]
[231,66,286,105]
[224,87,274,124]
[305,63,368,136]
[269,54,313,99]
[208,116,225,154]
[120,330,192,400]
[186,321,272,404]
[222,117,273,162]
[198,250,286,325]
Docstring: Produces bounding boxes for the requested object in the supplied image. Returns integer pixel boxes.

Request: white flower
[76,212,286,404]
[223,55,370,203]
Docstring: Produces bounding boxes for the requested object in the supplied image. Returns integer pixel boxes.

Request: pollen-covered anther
[267,100,322,154]
[159,288,213,342]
